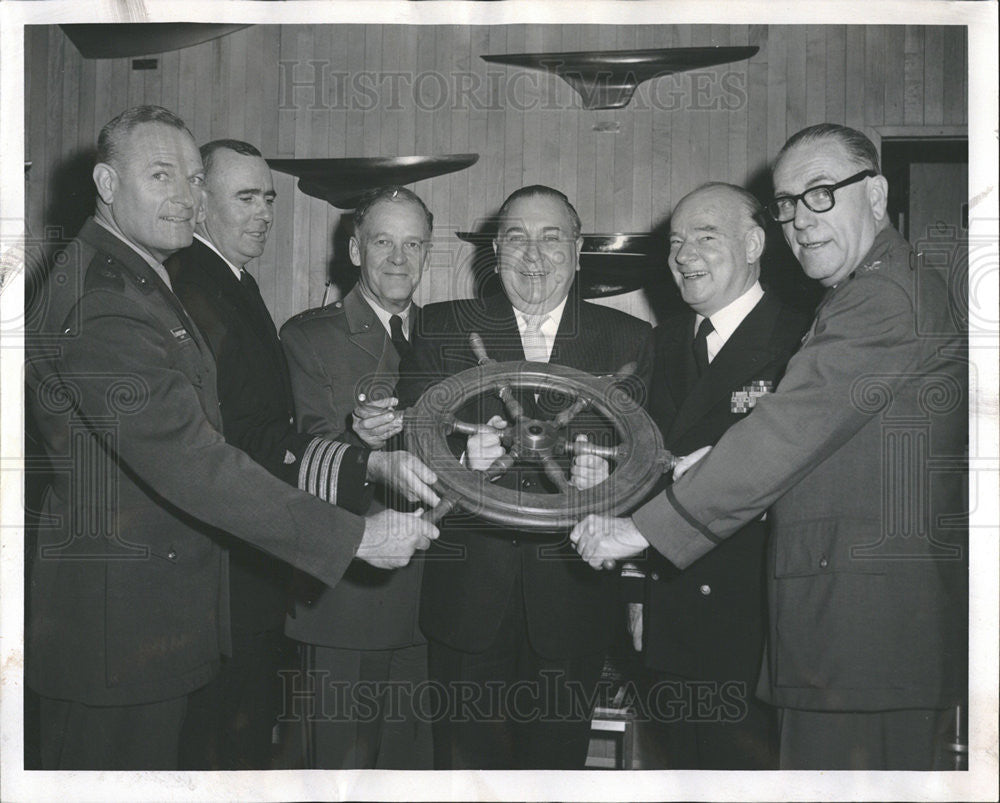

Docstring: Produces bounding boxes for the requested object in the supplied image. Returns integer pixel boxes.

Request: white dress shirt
[695,281,764,363]
[511,296,569,363]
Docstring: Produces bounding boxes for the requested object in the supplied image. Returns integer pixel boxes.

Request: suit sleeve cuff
[298,437,374,514]
[631,485,721,570]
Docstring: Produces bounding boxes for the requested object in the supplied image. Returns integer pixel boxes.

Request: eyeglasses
[766,169,877,223]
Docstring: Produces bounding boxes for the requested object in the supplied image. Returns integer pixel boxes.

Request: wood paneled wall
[24,24,968,326]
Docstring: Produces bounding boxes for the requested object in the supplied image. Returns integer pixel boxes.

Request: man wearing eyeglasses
[571,124,967,770]
[395,185,654,769]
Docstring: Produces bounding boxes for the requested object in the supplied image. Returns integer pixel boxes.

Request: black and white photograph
[0,1,997,801]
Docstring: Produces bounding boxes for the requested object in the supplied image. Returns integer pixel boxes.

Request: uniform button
[288,416,294,424]
[105,256,113,263]
[511,538,518,547]
[650,572,660,581]
[358,392,367,402]
[362,322,370,329]
[699,584,711,596]
[819,556,829,569]
[521,479,533,489]
[167,549,178,561]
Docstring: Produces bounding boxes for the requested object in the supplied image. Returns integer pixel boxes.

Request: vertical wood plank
[483,25,507,217]
[745,25,769,184]
[941,26,966,125]
[706,25,731,186]
[363,25,383,158]
[727,24,750,188]
[556,24,580,208]
[765,25,787,166]
[158,48,180,124]
[502,25,526,200]
[863,26,885,128]
[883,25,905,127]
[805,25,827,127]
[785,25,807,138]
[574,25,600,231]
[844,26,865,130]
[922,26,944,126]
[825,26,846,125]
[650,25,675,225]
[903,26,924,125]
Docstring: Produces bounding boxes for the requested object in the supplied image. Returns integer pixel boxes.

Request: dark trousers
[641,670,778,769]
[178,626,288,770]
[38,694,188,770]
[427,576,605,770]
[777,706,957,770]
[296,642,432,769]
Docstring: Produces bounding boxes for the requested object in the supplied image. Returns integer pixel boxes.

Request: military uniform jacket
[396,290,654,659]
[167,239,370,632]
[281,285,424,649]
[633,227,968,711]
[25,219,366,706]
[643,292,810,679]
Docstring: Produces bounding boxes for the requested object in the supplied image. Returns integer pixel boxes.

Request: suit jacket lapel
[667,294,780,444]
[343,285,411,380]
[192,240,287,373]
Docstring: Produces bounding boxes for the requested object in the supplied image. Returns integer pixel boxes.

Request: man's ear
[744,225,765,264]
[92,162,117,206]
[574,234,584,271]
[492,238,499,271]
[868,174,889,223]
[348,235,362,267]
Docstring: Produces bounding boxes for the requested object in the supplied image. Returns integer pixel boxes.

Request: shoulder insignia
[860,259,883,273]
[83,255,125,292]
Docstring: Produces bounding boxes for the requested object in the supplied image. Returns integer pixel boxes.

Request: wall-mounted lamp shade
[481,46,759,109]
[266,154,480,209]
[61,23,251,59]
[457,232,663,298]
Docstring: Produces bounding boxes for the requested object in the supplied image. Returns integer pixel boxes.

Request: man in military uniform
[572,124,967,770]
[280,186,435,769]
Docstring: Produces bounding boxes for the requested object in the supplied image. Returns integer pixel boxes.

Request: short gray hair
[97,105,192,167]
[776,123,881,174]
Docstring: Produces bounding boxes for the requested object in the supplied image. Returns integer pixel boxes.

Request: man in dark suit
[279,186,435,769]
[395,185,654,769]
[572,124,967,770]
[632,182,809,769]
[165,142,439,768]
[24,106,437,770]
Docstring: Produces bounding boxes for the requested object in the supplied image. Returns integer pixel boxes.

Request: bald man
[634,182,809,768]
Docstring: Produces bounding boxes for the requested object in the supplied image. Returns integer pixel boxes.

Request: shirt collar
[194,232,244,281]
[511,294,569,336]
[360,286,412,337]
[695,281,764,349]
[93,215,173,290]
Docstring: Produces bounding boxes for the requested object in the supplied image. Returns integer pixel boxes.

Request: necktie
[389,314,410,359]
[693,316,714,377]
[239,269,276,331]
[521,314,550,362]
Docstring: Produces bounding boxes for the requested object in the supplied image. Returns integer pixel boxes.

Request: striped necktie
[521,313,550,362]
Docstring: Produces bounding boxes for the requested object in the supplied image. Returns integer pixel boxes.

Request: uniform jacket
[167,239,370,632]
[281,285,424,649]
[25,219,367,706]
[633,227,968,711]
[643,292,810,679]
[396,289,654,659]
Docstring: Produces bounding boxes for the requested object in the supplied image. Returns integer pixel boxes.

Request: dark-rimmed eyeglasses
[767,169,877,223]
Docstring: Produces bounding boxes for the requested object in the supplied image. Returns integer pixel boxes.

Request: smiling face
[772,137,888,287]
[350,198,431,314]
[493,193,583,315]
[93,121,204,263]
[668,186,764,318]
[199,149,275,268]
